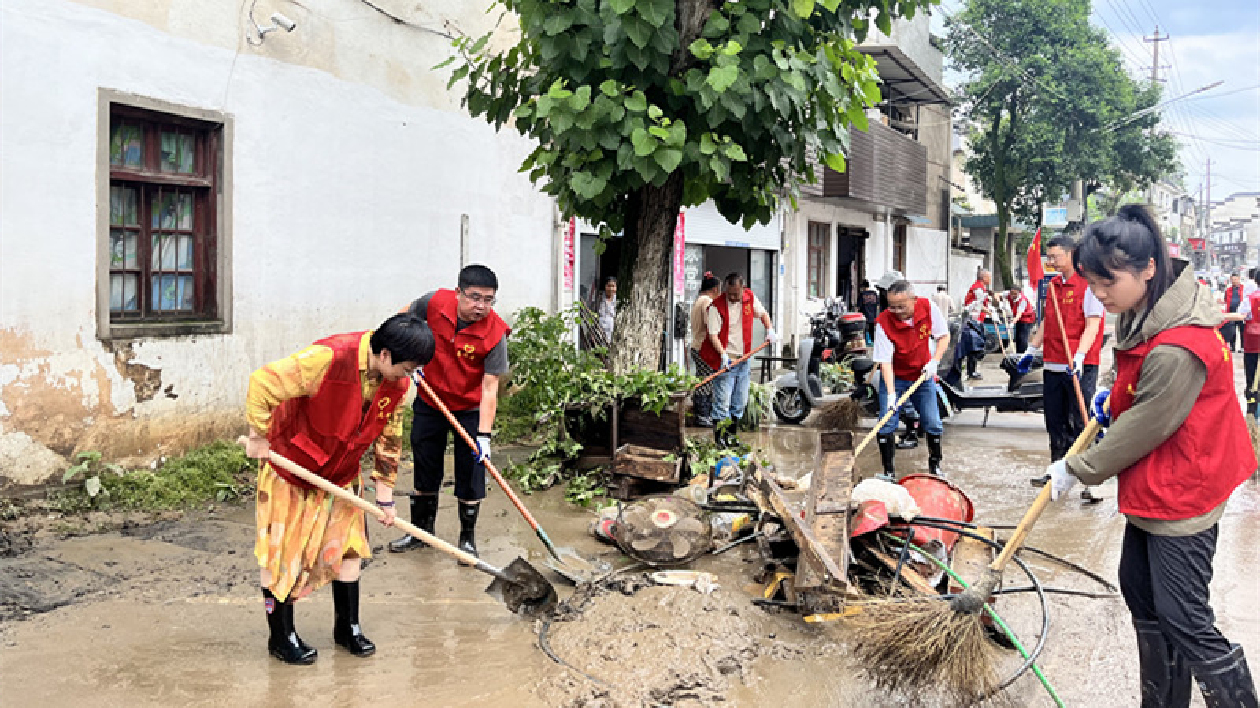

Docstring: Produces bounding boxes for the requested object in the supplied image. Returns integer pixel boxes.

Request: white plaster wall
[781,199,881,342]
[903,227,948,292]
[0,0,556,474]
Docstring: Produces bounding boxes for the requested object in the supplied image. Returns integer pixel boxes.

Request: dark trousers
[1119,523,1233,664]
[1014,322,1033,354]
[1246,352,1258,417]
[1043,366,1097,459]
[966,353,981,377]
[1222,321,1241,352]
[411,399,486,501]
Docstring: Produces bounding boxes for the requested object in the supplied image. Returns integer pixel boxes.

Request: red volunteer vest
[1244,291,1260,354]
[1044,274,1103,366]
[268,332,410,490]
[1110,326,1255,520]
[1223,285,1244,313]
[963,280,989,322]
[876,298,933,381]
[699,289,755,370]
[1008,291,1036,324]
[419,289,510,411]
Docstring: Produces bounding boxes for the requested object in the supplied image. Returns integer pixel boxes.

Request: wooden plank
[948,526,996,595]
[611,444,683,483]
[799,431,854,593]
[761,474,847,592]
[870,547,939,596]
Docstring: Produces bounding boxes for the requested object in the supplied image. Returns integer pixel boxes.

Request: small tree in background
[444,0,936,371]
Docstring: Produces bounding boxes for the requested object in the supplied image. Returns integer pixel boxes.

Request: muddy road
[2,360,1258,707]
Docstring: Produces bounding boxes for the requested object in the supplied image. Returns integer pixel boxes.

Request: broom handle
[239,438,483,568]
[1048,280,1090,421]
[694,340,771,390]
[853,372,930,459]
[989,419,1103,573]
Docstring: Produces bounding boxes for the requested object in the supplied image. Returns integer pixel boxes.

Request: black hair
[1252,268,1259,282]
[700,275,721,292]
[458,264,498,291]
[937,285,947,292]
[724,272,744,287]
[1074,204,1175,315]
[860,279,870,288]
[602,276,617,287]
[370,313,435,365]
[887,280,914,297]
[1046,234,1077,252]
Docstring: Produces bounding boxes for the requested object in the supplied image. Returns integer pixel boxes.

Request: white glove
[1047,459,1077,501]
[765,328,779,344]
[475,434,491,463]
[1027,345,1042,357]
[720,354,732,370]
[922,359,939,379]
[1072,353,1086,376]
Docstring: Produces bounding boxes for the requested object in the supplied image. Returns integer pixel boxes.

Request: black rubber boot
[1192,644,1258,708]
[457,501,480,557]
[388,494,438,552]
[264,589,317,665]
[332,580,376,657]
[1134,620,1192,708]
[927,435,944,476]
[876,435,897,481]
[896,419,919,449]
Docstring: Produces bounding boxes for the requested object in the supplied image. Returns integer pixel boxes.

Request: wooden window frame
[97,91,233,340]
[807,221,830,299]
[893,222,908,274]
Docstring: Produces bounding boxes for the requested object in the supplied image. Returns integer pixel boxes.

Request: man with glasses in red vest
[389,265,510,557]
[1021,235,1104,501]
[872,280,951,478]
[700,272,776,447]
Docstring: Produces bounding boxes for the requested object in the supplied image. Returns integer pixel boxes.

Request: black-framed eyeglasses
[459,290,496,306]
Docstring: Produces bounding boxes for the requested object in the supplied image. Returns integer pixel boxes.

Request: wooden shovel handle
[240,437,481,567]
[694,340,772,390]
[852,372,930,459]
[1048,280,1090,421]
[989,419,1103,573]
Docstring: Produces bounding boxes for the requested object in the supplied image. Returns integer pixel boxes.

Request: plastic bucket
[897,474,975,553]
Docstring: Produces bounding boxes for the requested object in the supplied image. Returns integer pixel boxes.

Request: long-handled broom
[845,417,1103,703]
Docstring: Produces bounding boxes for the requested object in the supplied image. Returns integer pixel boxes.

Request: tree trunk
[994,205,1013,290]
[610,173,684,374]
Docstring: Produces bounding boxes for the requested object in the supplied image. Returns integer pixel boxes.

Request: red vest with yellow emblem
[1044,273,1103,366]
[963,279,989,322]
[1243,291,1260,353]
[421,288,510,411]
[268,332,410,490]
[1008,290,1037,324]
[1110,326,1255,519]
[699,289,755,370]
[875,297,933,381]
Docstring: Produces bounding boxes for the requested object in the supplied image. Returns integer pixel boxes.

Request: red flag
[1026,227,1044,285]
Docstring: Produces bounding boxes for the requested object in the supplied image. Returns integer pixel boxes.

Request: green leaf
[638,0,672,28]
[654,148,683,173]
[862,81,881,106]
[599,79,619,97]
[63,464,85,483]
[876,10,892,36]
[821,0,842,10]
[623,16,652,49]
[469,33,490,54]
[721,40,742,56]
[631,127,655,157]
[647,104,663,120]
[571,171,607,199]
[699,133,717,155]
[648,126,669,139]
[543,14,573,35]
[625,91,647,112]
[824,152,847,172]
[608,0,634,13]
[791,0,815,18]
[689,38,715,60]
[548,80,573,99]
[848,105,870,132]
[570,85,592,111]
[711,155,729,181]
[724,143,748,161]
[432,55,457,70]
[706,65,740,93]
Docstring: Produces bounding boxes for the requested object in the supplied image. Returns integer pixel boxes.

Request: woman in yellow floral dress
[244,313,433,664]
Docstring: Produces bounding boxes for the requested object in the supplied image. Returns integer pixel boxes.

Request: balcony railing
[803,122,928,215]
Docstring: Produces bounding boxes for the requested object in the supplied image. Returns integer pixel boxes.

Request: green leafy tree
[947,0,1177,287]
[444,0,934,371]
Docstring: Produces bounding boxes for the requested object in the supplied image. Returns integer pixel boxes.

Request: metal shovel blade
[484,557,558,617]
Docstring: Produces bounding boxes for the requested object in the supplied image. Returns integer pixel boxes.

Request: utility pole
[1206,158,1213,271]
[1143,25,1170,83]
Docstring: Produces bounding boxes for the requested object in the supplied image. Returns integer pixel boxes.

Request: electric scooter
[772,299,867,424]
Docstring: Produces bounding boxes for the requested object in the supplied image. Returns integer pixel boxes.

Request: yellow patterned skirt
[254,464,371,602]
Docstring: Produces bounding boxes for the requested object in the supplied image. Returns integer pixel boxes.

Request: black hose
[886,520,1052,693]
[888,530,914,597]
[538,617,612,687]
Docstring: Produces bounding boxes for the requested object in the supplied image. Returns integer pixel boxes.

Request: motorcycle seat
[850,357,876,377]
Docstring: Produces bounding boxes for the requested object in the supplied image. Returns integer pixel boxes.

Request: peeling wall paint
[0,0,559,487]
